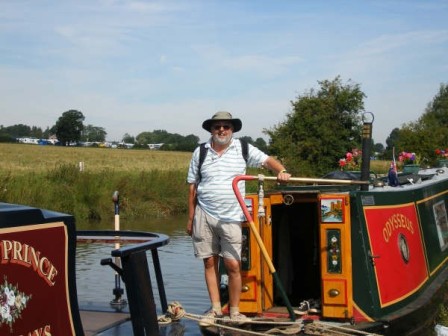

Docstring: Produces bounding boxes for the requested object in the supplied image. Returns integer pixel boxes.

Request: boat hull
[230,168,448,335]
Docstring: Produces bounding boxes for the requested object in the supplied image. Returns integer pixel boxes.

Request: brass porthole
[283,194,294,205]
[398,233,410,264]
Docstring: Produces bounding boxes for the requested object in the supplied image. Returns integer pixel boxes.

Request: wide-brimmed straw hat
[202,111,242,132]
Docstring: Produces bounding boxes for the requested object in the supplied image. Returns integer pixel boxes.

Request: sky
[1,0,447,145]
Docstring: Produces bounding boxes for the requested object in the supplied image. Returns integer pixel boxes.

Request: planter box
[437,159,448,168]
[403,164,420,174]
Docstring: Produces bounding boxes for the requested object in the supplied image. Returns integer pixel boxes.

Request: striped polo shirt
[187,138,269,222]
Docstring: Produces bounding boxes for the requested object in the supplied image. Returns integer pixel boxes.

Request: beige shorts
[192,205,242,260]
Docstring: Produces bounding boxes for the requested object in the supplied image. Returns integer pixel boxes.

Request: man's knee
[224,259,241,274]
[203,256,218,269]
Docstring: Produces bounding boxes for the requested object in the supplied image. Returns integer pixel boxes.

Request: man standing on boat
[186,111,290,326]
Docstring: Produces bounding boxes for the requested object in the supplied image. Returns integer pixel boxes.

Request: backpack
[197,139,248,182]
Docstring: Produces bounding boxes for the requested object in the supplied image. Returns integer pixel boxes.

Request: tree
[265,76,366,176]
[122,133,135,144]
[0,124,46,140]
[43,127,51,139]
[254,138,268,153]
[135,130,199,151]
[4,124,33,138]
[81,125,107,142]
[383,128,400,160]
[237,136,268,153]
[393,83,448,164]
[52,110,85,146]
[0,126,13,143]
[239,136,254,144]
[180,134,200,151]
[373,143,385,156]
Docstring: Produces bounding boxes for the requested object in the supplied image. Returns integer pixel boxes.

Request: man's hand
[277,170,291,182]
[186,219,193,236]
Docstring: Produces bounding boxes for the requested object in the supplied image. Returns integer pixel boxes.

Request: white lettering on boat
[20,324,52,336]
[382,213,414,243]
[1,240,58,286]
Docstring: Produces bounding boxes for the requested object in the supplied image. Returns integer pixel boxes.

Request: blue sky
[1,0,447,145]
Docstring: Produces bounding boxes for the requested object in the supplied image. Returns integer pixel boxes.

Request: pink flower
[338,148,362,170]
[399,151,416,164]
[435,149,448,158]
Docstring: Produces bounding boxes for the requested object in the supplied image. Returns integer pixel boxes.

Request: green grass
[0,143,191,220]
[0,143,394,220]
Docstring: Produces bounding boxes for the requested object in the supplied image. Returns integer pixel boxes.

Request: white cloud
[1,0,447,146]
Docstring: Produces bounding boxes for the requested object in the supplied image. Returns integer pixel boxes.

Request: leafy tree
[265,76,366,176]
[136,130,199,151]
[122,133,135,144]
[43,127,51,139]
[237,135,268,152]
[239,136,254,144]
[81,125,107,142]
[373,143,385,156]
[0,124,45,140]
[0,126,13,143]
[393,83,448,164]
[52,110,85,146]
[136,130,168,145]
[179,134,200,151]
[4,124,33,138]
[383,128,400,160]
[254,137,268,153]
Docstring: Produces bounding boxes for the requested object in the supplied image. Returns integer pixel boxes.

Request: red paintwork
[0,222,76,335]
[364,204,428,307]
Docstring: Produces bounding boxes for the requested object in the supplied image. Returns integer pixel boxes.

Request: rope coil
[158,301,185,324]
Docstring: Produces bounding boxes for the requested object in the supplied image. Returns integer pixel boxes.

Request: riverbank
[0,143,192,221]
[0,143,391,221]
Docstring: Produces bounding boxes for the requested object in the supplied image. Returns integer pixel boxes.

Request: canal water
[76,214,210,335]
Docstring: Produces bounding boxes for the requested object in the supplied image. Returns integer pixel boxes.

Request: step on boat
[202,115,448,336]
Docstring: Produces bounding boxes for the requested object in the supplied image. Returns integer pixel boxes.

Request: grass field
[0,143,192,221]
[0,143,192,174]
[0,143,392,221]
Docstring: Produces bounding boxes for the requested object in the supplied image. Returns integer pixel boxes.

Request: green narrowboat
[212,117,448,335]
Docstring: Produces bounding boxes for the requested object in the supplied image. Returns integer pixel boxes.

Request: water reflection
[76,214,209,335]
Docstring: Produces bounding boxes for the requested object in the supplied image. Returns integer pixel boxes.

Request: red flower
[435,148,448,158]
[338,148,361,170]
[398,151,416,164]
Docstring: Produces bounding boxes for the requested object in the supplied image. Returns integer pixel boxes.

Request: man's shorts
[192,205,242,260]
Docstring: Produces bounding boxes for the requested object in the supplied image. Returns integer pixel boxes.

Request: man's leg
[224,257,242,308]
[199,255,222,326]
[204,255,222,311]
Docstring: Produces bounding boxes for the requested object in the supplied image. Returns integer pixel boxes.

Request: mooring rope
[158,302,381,336]
[158,302,301,335]
[157,301,185,324]
[305,321,381,336]
[184,313,299,336]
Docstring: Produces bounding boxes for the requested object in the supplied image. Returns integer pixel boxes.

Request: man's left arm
[263,156,291,182]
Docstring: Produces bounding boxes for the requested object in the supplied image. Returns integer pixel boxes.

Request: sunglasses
[212,124,232,131]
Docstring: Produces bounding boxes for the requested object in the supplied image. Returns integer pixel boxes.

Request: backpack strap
[197,139,249,182]
[197,142,208,182]
[239,139,249,163]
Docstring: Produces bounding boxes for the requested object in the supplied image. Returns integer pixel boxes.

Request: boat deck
[80,310,130,335]
[78,305,194,335]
